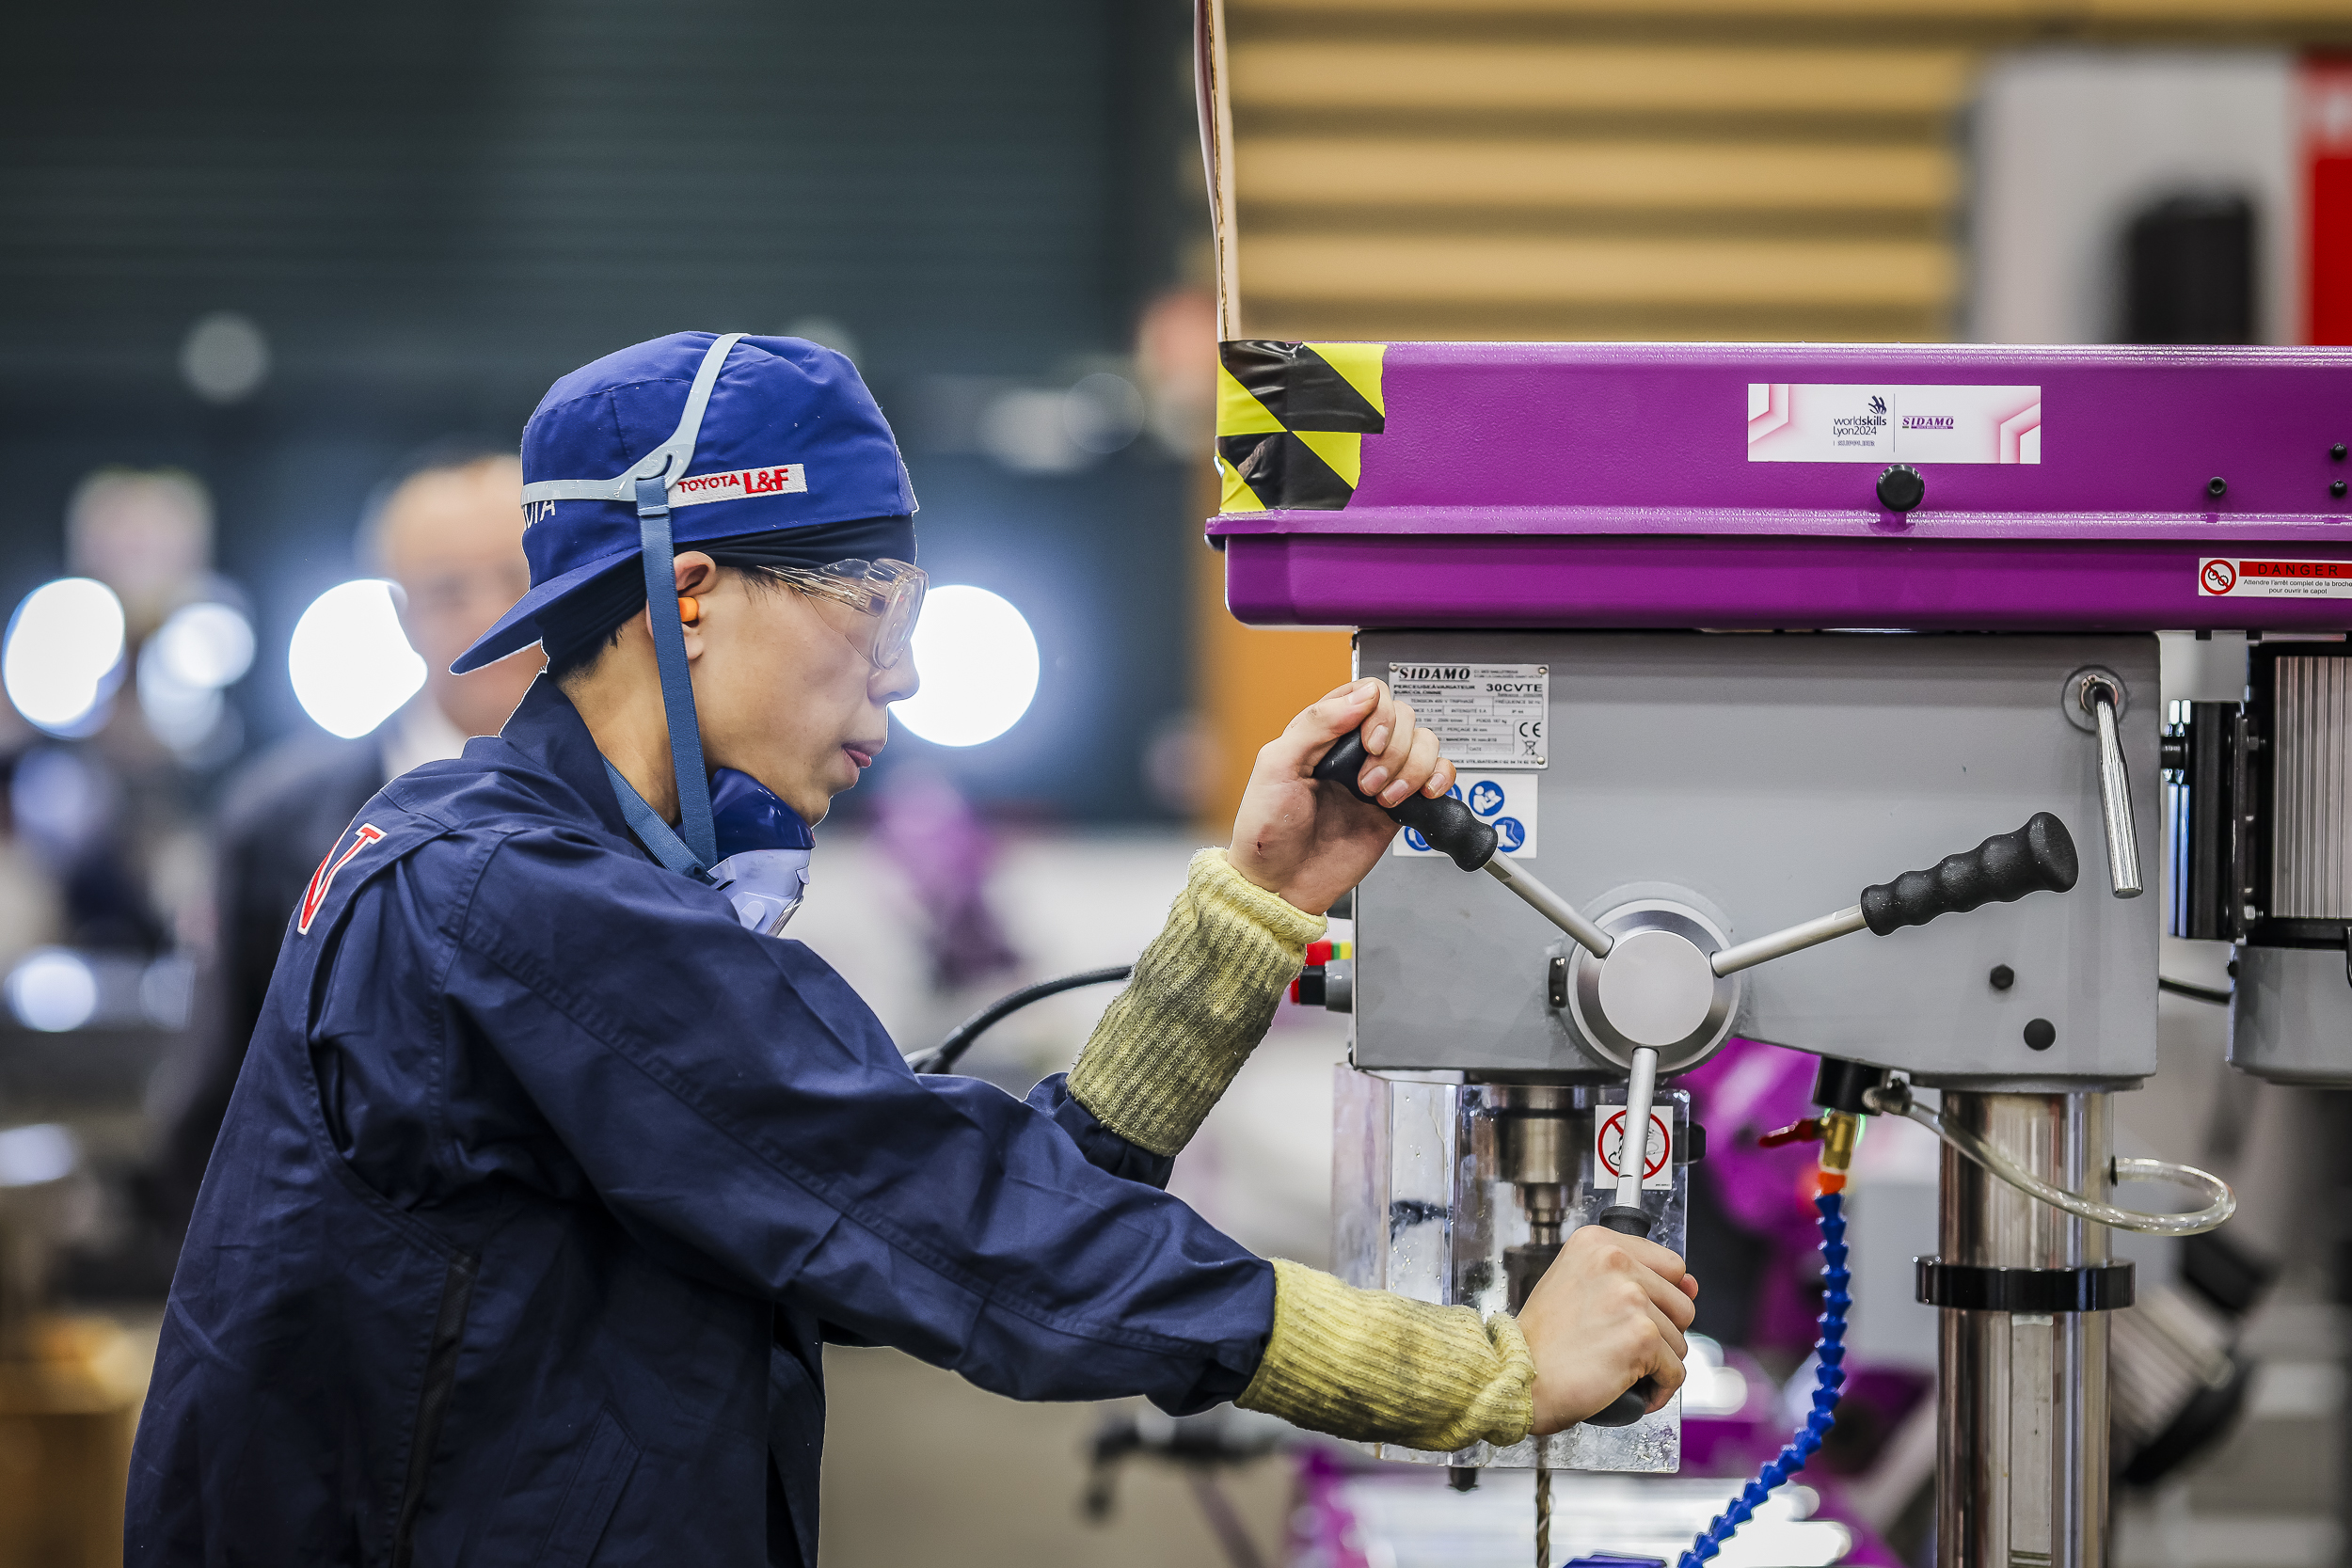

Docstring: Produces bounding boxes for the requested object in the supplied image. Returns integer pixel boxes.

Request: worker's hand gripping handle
[1578,1203,1660,1428]
[1858,812,2078,936]
[1311,733,1498,872]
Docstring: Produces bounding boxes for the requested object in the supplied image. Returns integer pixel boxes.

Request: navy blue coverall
[127,678,1277,1567]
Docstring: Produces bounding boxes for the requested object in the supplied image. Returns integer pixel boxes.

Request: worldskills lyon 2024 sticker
[1744,383,2042,465]
[1392,772,1538,859]
[2198,558,2352,598]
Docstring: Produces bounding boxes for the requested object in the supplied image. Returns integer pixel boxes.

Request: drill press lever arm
[1710,811,2081,974]
[1313,736,2079,973]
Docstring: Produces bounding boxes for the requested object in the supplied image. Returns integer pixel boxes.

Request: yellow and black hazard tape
[1216,340,1387,512]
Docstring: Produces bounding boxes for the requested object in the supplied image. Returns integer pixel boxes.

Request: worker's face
[677,555,917,825]
[377,458,537,738]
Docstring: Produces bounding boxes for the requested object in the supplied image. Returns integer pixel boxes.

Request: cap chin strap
[626,475,720,876]
[604,759,711,882]
[520,332,747,506]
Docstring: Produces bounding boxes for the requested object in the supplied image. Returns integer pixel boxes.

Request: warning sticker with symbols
[1597,1107,1674,1192]
[2197,558,2352,598]
[1388,662,1547,768]
[1392,771,1538,859]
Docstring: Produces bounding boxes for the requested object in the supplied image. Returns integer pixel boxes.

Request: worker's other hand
[1518,1225,1698,1434]
[1228,678,1455,915]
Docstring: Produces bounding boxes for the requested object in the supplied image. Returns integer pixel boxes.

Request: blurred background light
[288,579,425,739]
[8,749,113,865]
[179,310,270,404]
[153,601,254,690]
[2,578,126,737]
[136,600,254,753]
[892,586,1040,748]
[972,373,1147,474]
[135,641,222,753]
[0,1123,77,1189]
[6,949,97,1033]
[1062,372,1146,455]
[1679,1334,1754,1418]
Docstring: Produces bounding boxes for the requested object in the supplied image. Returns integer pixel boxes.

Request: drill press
[1238,341,2344,1566]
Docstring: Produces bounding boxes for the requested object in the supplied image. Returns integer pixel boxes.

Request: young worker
[126,333,1695,1567]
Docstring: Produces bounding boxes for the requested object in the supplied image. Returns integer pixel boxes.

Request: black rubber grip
[1858,813,2078,937]
[1311,732,1498,873]
[1580,1206,1658,1429]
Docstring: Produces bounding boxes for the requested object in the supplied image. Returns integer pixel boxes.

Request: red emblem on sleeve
[299,824,386,935]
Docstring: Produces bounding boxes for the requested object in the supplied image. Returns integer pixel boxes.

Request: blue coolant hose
[1676,1191,1849,1568]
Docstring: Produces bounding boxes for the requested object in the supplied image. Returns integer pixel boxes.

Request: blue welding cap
[453,330,917,675]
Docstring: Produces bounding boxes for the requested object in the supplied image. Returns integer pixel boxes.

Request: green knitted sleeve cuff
[1235,1259,1534,1452]
[1066,848,1325,1157]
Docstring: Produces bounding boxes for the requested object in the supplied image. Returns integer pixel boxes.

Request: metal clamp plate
[1915,1258,2137,1313]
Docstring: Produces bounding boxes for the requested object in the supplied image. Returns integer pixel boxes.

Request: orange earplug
[677,595,700,625]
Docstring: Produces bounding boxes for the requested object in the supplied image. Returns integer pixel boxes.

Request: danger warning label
[1597,1107,1673,1192]
[2198,558,2352,598]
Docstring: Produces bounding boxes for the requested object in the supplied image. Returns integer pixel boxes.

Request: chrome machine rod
[1709,905,1867,976]
[1615,1046,1661,1210]
[2085,681,2143,898]
[1936,1091,2114,1568]
[1483,857,1614,958]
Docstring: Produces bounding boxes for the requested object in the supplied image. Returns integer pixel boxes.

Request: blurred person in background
[138,443,535,1243]
[18,469,227,960]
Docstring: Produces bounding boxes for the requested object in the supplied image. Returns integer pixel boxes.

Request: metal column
[1936,1092,2114,1568]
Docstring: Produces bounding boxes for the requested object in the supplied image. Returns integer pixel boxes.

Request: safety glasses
[763,557,926,671]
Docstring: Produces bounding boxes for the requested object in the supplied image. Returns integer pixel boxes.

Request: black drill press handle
[1311,733,1498,873]
[1579,1205,1660,1428]
[1858,812,2078,936]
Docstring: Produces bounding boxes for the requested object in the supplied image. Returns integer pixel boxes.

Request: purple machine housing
[1211,342,2352,633]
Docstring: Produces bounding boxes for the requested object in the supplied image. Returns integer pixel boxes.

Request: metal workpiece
[1934,1092,2114,1568]
[1351,631,2160,1083]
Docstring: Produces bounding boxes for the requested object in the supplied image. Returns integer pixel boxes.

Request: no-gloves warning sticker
[2198,557,2352,598]
[1597,1107,1674,1192]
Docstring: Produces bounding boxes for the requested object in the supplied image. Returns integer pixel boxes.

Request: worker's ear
[674,551,721,659]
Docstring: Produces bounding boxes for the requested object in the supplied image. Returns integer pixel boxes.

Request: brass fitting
[1816,1109,1864,1194]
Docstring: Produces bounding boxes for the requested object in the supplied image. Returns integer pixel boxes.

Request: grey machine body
[1350,629,2160,1088]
